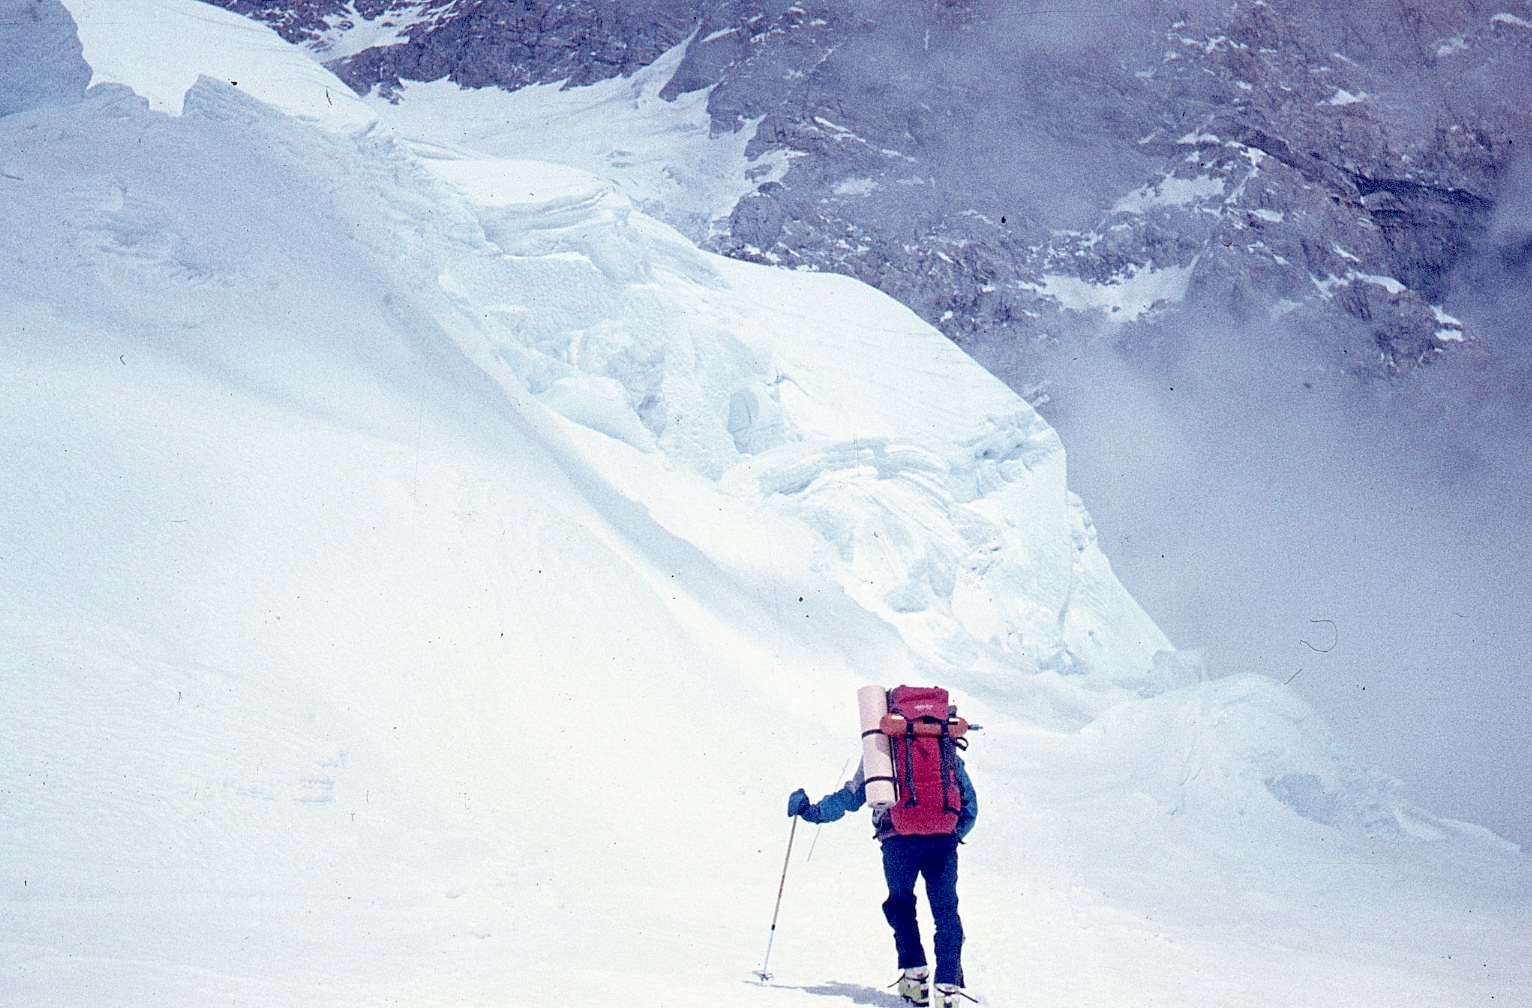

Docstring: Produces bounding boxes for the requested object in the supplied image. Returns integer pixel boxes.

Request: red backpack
[880,685,969,836]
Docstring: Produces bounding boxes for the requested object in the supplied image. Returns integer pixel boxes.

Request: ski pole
[806,757,850,862]
[754,815,799,983]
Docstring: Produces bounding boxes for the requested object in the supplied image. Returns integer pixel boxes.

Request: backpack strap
[901,721,918,808]
[938,723,960,816]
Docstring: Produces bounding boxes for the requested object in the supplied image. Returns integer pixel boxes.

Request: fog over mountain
[205,0,1531,845]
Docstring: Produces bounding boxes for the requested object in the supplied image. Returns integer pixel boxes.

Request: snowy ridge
[2,3,1528,1006]
[66,0,375,128]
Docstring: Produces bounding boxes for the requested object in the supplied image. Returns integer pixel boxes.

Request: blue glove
[787,788,812,818]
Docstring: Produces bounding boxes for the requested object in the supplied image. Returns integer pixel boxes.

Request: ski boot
[934,982,978,1006]
[892,965,930,1006]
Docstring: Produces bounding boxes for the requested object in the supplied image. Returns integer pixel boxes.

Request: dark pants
[880,834,964,987]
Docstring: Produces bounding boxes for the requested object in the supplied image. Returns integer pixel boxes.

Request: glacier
[0,2,1527,1006]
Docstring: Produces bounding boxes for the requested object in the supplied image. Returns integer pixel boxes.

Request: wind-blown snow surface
[1,3,1527,1006]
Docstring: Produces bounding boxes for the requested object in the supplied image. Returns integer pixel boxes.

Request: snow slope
[366,37,791,244]
[1,3,1527,1006]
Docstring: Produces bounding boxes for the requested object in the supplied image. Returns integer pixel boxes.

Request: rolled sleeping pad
[857,685,897,809]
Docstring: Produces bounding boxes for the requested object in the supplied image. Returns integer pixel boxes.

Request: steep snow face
[41,0,1170,704]
[4,3,1528,1007]
[416,148,1175,706]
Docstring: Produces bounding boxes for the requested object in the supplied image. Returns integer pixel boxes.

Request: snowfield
[1,2,1527,1006]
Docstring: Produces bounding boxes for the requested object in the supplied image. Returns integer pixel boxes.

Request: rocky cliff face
[208,0,1531,382]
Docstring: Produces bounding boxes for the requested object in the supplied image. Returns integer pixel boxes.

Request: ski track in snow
[0,2,1527,1006]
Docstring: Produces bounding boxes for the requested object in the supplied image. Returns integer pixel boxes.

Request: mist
[973,210,1532,845]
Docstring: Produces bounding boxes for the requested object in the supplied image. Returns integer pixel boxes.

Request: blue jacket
[806,756,977,841]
